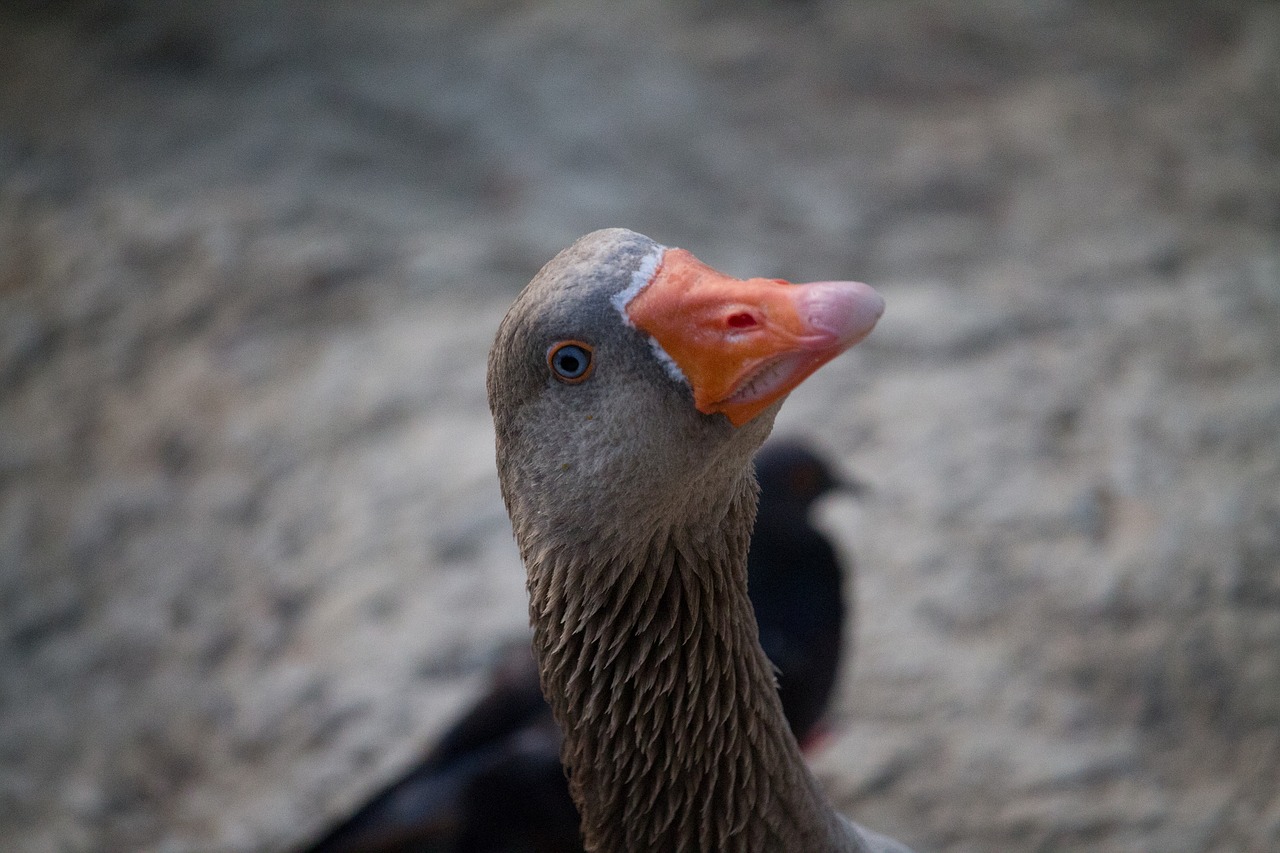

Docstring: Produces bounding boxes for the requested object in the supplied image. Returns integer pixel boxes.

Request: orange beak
[625,248,884,426]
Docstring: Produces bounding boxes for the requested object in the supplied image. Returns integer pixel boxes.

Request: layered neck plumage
[519,481,848,852]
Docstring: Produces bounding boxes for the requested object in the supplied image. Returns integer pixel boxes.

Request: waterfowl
[487,229,909,852]
[303,443,860,853]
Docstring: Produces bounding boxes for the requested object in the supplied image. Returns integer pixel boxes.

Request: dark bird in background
[303,643,574,853]
[303,439,859,853]
[749,439,863,750]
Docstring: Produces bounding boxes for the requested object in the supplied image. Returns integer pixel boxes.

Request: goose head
[487,228,883,552]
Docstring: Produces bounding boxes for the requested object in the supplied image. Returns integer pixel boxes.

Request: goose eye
[547,341,594,383]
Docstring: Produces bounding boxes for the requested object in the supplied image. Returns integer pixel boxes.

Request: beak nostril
[726,312,758,329]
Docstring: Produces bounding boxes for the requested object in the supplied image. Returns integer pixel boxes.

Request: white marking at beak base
[611,244,690,388]
[610,244,665,325]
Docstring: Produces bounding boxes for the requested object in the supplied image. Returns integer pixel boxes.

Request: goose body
[488,229,910,852]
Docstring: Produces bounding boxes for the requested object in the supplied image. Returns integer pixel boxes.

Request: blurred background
[1,1,1278,851]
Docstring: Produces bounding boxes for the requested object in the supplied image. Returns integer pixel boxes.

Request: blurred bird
[303,439,858,853]
[749,438,863,749]
[303,643,575,853]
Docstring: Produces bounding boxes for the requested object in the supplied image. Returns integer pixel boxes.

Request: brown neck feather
[523,483,846,852]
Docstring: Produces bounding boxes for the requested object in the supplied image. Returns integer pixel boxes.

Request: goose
[487,228,910,852]
[303,442,859,853]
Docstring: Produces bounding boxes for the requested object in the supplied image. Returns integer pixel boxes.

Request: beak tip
[797,280,885,346]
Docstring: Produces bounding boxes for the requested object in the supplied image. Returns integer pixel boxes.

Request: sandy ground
[2,1,1278,851]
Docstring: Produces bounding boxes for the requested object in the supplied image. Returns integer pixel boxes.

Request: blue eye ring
[547,341,595,384]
